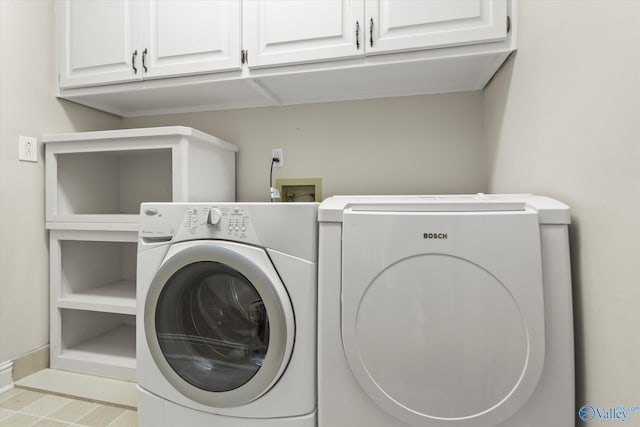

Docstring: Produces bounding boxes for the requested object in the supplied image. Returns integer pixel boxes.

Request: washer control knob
[207,208,222,226]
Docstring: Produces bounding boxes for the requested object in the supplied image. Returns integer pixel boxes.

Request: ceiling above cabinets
[56,0,516,117]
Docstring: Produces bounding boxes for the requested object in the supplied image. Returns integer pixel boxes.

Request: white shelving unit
[45,127,237,381]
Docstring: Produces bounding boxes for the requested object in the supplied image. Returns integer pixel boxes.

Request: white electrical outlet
[19,136,38,162]
[272,148,284,167]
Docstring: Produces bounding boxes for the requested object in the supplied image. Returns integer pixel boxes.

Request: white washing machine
[137,202,318,427]
[318,195,574,427]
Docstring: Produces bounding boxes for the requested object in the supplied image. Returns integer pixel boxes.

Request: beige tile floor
[0,387,137,427]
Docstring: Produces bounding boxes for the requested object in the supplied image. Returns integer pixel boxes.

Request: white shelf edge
[42,126,239,153]
[57,351,136,370]
[58,281,136,315]
[46,216,140,231]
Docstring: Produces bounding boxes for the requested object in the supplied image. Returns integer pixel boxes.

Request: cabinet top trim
[42,126,239,152]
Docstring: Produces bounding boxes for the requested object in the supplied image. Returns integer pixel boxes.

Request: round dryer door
[144,241,295,408]
[341,210,546,426]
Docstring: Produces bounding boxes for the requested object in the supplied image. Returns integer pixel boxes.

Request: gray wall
[483,0,640,417]
[0,1,122,364]
[124,92,485,202]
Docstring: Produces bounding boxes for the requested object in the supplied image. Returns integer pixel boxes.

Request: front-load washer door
[341,209,545,426]
[144,241,295,408]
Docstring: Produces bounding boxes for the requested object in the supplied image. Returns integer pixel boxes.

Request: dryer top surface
[318,194,569,224]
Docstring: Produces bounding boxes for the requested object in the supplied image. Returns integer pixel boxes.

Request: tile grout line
[0,387,25,403]
[106,409,132,427]
[19,393,74,419]
[44,399,99,426]
[0,407,18,422]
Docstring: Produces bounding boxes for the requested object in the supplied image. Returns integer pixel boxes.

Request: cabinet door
[58,0,141,88]
[243,0,364,68]
[365,0,508,55]
[140,0,242,79]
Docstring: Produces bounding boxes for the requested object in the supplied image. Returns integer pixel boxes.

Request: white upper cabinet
[58,0,141,88]
[365,0,508,54]
[58,0,242,89]
[57,0,516,116]
[141,0,241,79]
[243,0,508,68]
[243,0,364,68]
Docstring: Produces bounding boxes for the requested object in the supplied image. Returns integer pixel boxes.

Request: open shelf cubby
[53,309,136,381]
[51,230,137,315]
[44,126,237,228]
[56,148,173,216]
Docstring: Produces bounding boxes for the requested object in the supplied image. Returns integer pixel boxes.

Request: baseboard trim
[13,345,49,381]
[0,361,13,393]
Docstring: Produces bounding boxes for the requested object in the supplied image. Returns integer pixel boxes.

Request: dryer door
[144,241,295,408]
[341,209,545,426]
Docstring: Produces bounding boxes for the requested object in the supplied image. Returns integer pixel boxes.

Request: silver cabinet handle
[142,48,148,73]
[356,20,360,50]
[132,50,138,74]
[370,18,374,47]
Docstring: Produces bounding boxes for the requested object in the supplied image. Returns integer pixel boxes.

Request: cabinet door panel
[366,0,507,55]
[141,0,242,78]
[59,0,141,88]
[244,0,364,68]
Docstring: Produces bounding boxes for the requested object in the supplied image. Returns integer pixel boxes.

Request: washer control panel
[181,205,258,241]
[140,204,261,243]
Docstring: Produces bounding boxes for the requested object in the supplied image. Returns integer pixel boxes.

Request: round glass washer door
[144,241,295,408]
